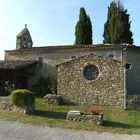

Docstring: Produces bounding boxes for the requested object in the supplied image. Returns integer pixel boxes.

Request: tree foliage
[103,1,133,44]
[75,7,92,45]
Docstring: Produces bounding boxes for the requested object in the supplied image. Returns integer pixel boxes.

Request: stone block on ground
[43,94,62,105]
[66,110,103,125]
[43,94,74,105]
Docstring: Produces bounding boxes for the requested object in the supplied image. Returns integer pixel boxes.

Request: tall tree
[103,1,133,44]
[75,7,92,45]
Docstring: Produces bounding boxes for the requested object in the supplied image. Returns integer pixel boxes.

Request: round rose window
[83,64,99,80]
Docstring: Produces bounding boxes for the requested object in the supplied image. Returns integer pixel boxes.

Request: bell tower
[16,24,33,49]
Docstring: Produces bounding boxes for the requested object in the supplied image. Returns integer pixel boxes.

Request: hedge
[10,89,35,107]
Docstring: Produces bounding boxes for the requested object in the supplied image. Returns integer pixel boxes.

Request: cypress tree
[75,7,92,45]
[103,1,133,44]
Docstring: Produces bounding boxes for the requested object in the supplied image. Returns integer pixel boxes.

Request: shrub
[50,79,57,94]
[10,89,35,107]
[32,76,57,97]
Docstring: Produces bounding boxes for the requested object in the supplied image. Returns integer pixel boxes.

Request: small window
[23,37,27,41]
[108,54,114,58]
[83,64,99,81]
[125,63,132,70]
[38,57,44,68]
[71,56,77,59]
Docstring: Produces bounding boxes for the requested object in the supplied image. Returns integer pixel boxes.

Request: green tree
[103,1,133,44]
[75,7,92,45]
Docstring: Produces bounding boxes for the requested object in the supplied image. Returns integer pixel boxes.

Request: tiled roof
[5,44,128,53]
[0,60,37,70]
[21,44,129,49]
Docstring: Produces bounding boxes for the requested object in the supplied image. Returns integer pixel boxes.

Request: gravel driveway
[0,120,139,140]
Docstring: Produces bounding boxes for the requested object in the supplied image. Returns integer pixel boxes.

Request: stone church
[1,26,140,109]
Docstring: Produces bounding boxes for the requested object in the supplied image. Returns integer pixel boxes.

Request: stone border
[66,111,103,126]
[0,96,34,114]
[0,96,14,111]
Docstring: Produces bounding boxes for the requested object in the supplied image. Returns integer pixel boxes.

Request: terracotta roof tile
[5,44,128,53]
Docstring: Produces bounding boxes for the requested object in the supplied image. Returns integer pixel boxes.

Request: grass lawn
[0,98,140,134]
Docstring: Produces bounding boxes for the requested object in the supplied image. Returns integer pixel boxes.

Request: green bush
[50,78,57,94]
[10,89,35,107]
[32,76,57,97]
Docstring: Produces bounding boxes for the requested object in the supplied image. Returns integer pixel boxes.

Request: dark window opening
[16,76,28,89]
[23,37,27,41]
[108,54,114,58]
[83,64,99,81]
[71,56,77,59]
[38,57,44,68]
[0,76,4,87]
[125,63,132,70]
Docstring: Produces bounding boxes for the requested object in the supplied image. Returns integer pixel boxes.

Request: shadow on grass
[33,109,67,120]
[103,121,138,129]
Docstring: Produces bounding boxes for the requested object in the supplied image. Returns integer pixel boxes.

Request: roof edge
[56,53,127,66]
[5,44,128,53]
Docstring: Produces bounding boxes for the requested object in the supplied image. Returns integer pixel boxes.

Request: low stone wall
[43,94,63,105]
[66,111,103,125]
[126,95,140,109]
[0,96,34,114]
[43,94,73,105]
[0,96,14,111]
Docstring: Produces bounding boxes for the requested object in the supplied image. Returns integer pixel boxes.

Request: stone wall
[0,96,34,114]
[0,96,14,111]
[57,54,125,107]
[5,46,123,89]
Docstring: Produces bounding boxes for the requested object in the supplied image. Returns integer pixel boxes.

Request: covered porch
[0,60,38,95]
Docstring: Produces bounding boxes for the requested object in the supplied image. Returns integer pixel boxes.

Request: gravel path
[0,120,139,140]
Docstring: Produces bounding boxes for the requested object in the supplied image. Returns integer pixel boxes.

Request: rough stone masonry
[57,54,125,107]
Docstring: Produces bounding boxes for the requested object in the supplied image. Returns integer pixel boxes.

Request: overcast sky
[0,0,139,59]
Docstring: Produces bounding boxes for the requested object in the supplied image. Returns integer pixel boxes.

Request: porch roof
[0,60,38,70]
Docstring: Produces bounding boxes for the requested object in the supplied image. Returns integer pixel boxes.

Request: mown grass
[0,98,140,134]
